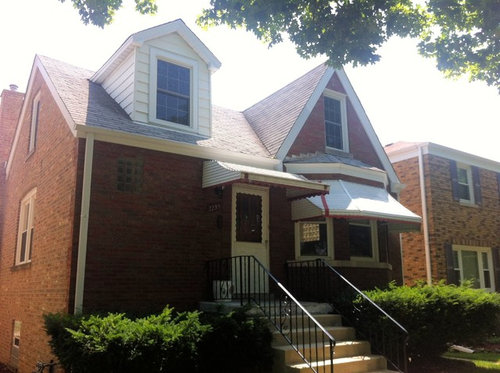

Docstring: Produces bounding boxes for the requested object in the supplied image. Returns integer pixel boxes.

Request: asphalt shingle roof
[243,63,329,157]
[39,55,270,157]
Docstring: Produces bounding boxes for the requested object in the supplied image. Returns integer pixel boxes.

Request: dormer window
[157,60,190,126]
[324,90,348,152]
[149,48,199,131]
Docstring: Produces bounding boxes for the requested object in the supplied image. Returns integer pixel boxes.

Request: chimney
[0,86,25,166]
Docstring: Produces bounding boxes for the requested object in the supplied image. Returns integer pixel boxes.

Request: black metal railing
[207,256,336,373]
[287,259,408,373]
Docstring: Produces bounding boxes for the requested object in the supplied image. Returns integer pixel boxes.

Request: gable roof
[91,19,221,84]
[243,63,331,157]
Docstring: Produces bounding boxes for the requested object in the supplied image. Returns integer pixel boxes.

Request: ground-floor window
[452,245,494,291]
[348,219,379,261]
[295,219,333,259]
[10,320,21,368]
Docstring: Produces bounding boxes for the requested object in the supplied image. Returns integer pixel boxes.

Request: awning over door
[292,180,421,230]
[202,160,329,199]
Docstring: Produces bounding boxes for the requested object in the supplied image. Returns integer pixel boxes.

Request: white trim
[285,162,388,187]
[148,48,199,131]
[324,89,349,153]
[75,124,280,169]
[452,245,495,291]
[334,69,401,191]
[74,134,94,314]
[15,188,37,265]
[349,219,379,262]
[275,67,335,159]
[294,218,334,260]
[6,56,77,177]
[386,142,500,173]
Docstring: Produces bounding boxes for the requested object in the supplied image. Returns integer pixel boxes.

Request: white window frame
[324,89,348,153]
[148,47,199,132]
[15,189,36,265]
[28,92,41,154]
[348,219,379,261]
[12,321,21,349]
[457,163,475,204]
[294,218,334,260]
[453,245,494,291]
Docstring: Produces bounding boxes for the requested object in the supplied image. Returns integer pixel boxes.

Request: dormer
[91,20,221,137]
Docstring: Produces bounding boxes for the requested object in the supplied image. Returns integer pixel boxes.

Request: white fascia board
[275,67,335,160]
[285,162,388,186]
[91,38,137,84]
[6,56,77,177]
[132,20,221,72]
[75,124,280,169]
[334,69,402,190]
[386,142,500,173]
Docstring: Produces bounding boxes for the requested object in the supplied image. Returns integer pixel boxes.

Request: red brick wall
[394,153,500,284]
[0,72,79,373]
[287,72,383,170]
[0,89,24,164]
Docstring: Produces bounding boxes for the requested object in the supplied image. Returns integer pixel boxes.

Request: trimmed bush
[44,306,273,373]
[356,283,500,359]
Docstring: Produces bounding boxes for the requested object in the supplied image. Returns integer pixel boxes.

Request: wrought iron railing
[286,259,408,373]
[207,255,336,373]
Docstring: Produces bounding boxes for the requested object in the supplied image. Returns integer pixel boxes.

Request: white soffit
[202,161,329,196]
[292,180,421,224]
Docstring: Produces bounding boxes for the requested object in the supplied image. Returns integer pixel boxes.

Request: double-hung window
[451,161,481,205]
[16,189,36,265]
[156,60,190,126]
[457,164,473,202]
[324,90,348,152]
[452,246,494,291]
[348,219,379,261]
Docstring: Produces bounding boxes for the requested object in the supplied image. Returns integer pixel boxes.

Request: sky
[0,0,499,162]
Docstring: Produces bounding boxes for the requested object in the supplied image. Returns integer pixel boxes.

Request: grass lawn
[443,351,500,371]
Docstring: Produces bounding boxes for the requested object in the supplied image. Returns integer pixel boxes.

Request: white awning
[292,180,421,228]
[202,161,329,198]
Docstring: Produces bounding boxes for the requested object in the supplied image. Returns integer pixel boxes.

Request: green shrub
[357,283,500,359]
[198,307,274,373]
[44,306,273,373]
[44,307,209,372]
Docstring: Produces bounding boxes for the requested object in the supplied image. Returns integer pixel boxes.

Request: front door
[231,184,269,293]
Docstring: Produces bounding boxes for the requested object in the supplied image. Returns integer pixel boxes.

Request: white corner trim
[275,67,335,160]
[334,69,401,187]
[74,133,95,314]
[6,56,77,177]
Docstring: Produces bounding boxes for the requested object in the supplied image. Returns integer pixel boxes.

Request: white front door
[231,184,270,293]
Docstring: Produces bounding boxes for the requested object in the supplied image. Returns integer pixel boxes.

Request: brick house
[0,20,420,372]
[385,141,500,289]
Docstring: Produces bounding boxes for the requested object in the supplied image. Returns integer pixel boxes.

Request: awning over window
[202,161,329,199]
[292,180,421,230]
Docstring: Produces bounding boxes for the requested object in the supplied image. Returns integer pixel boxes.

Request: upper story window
[450,160,481,205]
[149,48,199,131]
[16,189,36,265]
[348,219,379,261]
[324,90,348,152]
[157,60,190,126]
[28,92,41,154]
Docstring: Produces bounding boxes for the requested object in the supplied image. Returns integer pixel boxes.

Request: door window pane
[236,193,262,242]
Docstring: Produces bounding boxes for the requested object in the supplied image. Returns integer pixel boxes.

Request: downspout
[74,133,95,314]
[417,145,432,285]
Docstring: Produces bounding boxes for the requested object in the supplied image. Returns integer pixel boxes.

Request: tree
[198,0,500,91]
[59,0,158,28]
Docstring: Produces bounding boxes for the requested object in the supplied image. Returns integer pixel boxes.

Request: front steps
[271,312,398,373]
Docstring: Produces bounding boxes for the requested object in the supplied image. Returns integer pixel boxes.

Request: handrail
[286,258,409,373]
[207,255,336,373]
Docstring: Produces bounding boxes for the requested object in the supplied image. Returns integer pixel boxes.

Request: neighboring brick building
[385,142,500,289]
[0,20,420,372]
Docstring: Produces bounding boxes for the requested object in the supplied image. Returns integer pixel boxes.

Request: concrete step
[274,340,371,365]
[287,354,387,373]
[266,313,342,329]
[272,326,355,346]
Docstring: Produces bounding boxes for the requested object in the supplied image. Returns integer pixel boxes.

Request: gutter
[417,144,432,285]
[74,134,95,314]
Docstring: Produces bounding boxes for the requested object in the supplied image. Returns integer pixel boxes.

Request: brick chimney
[0,85,24,166]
